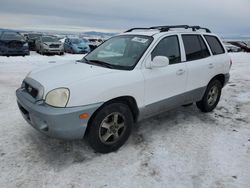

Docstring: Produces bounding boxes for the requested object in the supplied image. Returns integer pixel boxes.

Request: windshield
[42,36,58,42]
[28,34,42,39]
[70,38,83,44]
[84,35,153,70]
[1,32,24,41]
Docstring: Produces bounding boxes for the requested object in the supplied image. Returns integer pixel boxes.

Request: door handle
[208,63,214,69]
[176,69,185,75]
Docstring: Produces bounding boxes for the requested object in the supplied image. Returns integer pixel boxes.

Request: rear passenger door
[181,34,212,102]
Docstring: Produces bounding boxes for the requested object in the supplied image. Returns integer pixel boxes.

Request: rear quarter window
[204,35,225,55]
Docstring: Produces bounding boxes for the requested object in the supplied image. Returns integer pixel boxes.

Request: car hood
[28,61,119,94]
[73,42,88,48]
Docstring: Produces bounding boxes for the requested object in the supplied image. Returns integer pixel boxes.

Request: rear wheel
[196,79,222,112]
[87,103,133,153]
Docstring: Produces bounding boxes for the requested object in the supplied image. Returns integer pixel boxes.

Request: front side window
[84,35,153,70]
[204,35,225,55]
[151,35,181,64]
[182,35,210,61]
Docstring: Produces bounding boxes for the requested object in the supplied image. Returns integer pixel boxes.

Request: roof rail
[124,25,211,33]
[125,27,151,33]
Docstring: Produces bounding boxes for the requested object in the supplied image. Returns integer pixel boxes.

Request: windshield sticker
[132,37,148,43]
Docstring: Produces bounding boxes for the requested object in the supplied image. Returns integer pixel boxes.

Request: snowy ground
[0,52,250,188]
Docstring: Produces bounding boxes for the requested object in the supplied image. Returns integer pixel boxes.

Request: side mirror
[151,56,169,68]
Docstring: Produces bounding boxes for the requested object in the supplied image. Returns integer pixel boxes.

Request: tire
[87,103,133,153]
[196,79,222,112]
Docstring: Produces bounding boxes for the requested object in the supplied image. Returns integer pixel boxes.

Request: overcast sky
[0,0,249,36]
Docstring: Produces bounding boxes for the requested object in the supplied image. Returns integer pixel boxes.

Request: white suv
[16,25,231,153]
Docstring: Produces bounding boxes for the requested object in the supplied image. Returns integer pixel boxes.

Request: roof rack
[125,25,211,33]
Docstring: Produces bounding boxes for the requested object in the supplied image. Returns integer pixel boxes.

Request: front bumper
[16,88,102,140]
[43,47,64,54]
[0,49,30,56]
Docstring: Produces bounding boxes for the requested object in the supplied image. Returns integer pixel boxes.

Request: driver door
[141,35,187,117]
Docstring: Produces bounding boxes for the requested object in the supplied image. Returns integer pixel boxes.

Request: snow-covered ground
[0,52,250,188]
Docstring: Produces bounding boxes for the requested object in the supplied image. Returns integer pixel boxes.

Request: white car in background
[16,25,231,153]
[35,35,64,55]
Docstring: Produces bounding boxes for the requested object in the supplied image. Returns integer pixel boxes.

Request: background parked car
[25,33,42,50]
[0,31,29,56]
[228,41,250,52]
[35,35,64,55]
[87,38,104,51]
[64,37,90,54]
[223,42,241,52]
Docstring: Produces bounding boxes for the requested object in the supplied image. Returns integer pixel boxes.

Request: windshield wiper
[87,59,115,69]
[77,58,114,69]
[77,57,91,64]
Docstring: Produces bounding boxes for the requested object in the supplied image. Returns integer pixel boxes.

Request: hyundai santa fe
[16,25,231,153]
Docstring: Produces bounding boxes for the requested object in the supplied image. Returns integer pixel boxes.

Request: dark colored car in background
[0,31,29,56]
[25,33,42,50]
[64,37,90,54]
[228,41,250,52]
[223,42,241,52]
[88,38,103,51]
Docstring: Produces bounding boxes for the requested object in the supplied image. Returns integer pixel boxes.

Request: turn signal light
[79,113,89,119]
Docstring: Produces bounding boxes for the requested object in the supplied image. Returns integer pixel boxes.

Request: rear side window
[204,35,225,55]
[182,35,210,61]
[199,36,210,58]
[151,35,181,64]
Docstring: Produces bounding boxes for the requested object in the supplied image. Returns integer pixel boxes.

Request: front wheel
[196,79,222,112]
[87,103,133,153]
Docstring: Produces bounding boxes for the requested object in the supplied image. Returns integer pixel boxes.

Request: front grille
[24,82,38,98]
[49,44,59,48]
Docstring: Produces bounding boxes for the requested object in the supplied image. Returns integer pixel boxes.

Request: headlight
[45,88,70,107]
[43,43,49,49]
